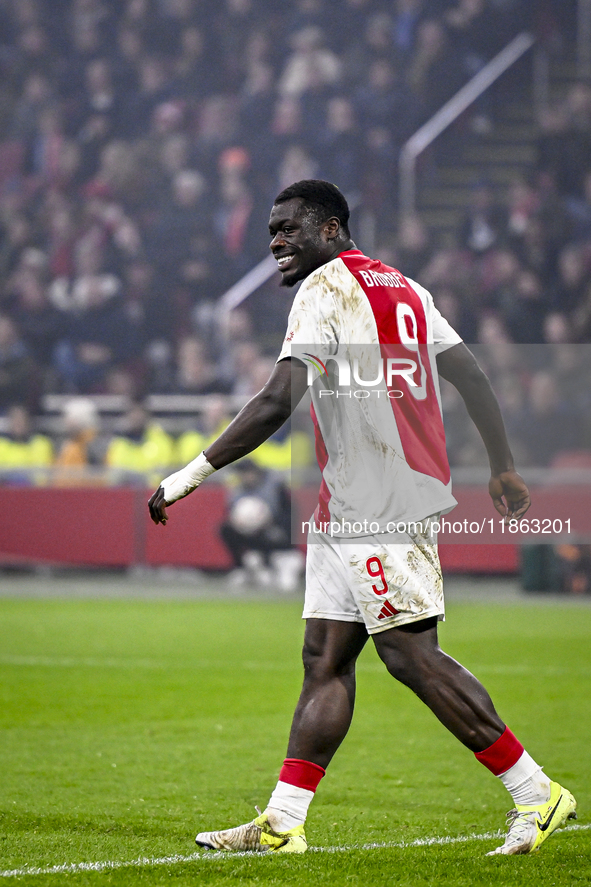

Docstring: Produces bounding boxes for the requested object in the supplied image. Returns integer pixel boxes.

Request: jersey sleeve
[405,277,463,353]
[277,265,340,380]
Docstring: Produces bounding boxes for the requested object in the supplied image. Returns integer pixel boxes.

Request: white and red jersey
[277,249,462,536]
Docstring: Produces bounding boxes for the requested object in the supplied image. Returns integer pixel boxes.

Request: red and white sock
[265,758,325,832]
[475,727,551,806]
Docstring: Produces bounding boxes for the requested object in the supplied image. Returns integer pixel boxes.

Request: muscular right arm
[148,358,308,524]
[205,358,308,469]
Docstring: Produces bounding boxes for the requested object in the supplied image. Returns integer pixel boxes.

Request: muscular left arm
[436,342,530,520]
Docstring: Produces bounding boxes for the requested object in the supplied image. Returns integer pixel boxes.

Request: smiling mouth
[276,253,295,269]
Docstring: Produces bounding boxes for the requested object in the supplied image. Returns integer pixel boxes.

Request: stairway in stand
[414,49,580,247]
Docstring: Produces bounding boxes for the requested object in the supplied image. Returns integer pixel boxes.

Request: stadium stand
[0,0,590,583]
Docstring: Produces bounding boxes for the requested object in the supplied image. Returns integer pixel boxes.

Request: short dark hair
[274,179,350,237]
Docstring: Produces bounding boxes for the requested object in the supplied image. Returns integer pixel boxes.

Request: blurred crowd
[0,392,314,485]
[0,0,589,475]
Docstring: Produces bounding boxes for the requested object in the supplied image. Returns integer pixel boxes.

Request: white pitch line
[1,823,588,879]
[0,655,164,670]
[2,655,591,678]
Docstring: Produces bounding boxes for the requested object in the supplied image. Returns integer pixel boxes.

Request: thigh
[341,533,444,635]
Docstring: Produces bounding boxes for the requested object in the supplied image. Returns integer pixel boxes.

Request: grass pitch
[0,576,590,886]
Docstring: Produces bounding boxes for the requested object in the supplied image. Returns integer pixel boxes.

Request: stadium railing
[398,31,537,220]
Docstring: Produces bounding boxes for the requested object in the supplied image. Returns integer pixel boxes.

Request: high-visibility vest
[106,425,176,473]
[0,434,53,468]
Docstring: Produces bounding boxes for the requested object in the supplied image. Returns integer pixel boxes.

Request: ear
[324,216,340,240]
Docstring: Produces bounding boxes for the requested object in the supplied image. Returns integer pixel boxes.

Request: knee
[301,643,331,681]
[301,642,354,684]
[379,649,414,685]
[378,644,440,689]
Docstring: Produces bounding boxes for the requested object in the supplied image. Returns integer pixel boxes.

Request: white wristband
[160,452,216,504]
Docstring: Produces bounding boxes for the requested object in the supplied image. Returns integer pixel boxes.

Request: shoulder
[291,258,344,311]
[403,276,434,308]
[301,256,350,289]
[298,256,362,306]
[405,275,462,347]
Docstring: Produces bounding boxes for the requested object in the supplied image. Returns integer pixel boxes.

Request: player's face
[269,198,337,287]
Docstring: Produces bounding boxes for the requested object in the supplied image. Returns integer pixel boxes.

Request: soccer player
[148,180,576,856]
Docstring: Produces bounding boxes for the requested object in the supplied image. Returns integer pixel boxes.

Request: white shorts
[303,519,444,634]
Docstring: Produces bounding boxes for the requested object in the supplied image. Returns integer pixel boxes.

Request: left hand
[148,485,169,525]
[489,469,531,522]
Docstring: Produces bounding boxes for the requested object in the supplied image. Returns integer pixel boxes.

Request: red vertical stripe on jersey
[310,401,331,526]
[340,252,450,485]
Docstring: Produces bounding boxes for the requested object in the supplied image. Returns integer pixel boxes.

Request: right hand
[148,485,169,525]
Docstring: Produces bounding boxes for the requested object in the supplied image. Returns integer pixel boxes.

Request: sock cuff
[474,727,524,776]
[279,758,326,792]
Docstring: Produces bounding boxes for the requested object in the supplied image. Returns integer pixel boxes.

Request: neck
[327,237,356,262]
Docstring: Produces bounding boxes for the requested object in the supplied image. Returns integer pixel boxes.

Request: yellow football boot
[487,781,577,855]
[196,811,307,853]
